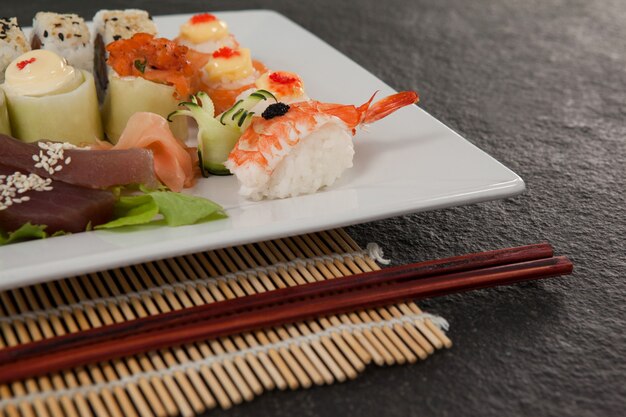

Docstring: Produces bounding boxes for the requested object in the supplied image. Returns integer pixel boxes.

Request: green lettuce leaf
[149,191,226,226]
[94,194,159,229]
[0,223,48,245]
[95,190,226,230]
[0,190,226,243]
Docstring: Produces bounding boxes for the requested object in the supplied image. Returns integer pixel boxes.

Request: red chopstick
[0,243,553,365]
[0,245,572,384]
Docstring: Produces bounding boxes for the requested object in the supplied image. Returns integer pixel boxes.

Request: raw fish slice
[0,134,159,189]
[0,164,116,233]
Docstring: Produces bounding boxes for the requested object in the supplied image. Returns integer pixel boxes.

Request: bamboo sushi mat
[0,228,451,417]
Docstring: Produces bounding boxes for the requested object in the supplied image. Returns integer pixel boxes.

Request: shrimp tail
[362,91,419,124]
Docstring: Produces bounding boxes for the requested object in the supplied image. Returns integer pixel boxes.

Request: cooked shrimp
[225,91,418,200]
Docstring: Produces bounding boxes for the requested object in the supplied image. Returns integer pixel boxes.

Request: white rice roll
[228,121,354,200]
[176,13,238,54]
[203,47,258,89]
[236,70,310,114]
[102,73,187,143]
[30,12,93,72]
[2,50,102,145]
[92,9,157,98]
[0,18,30,83]
[178,34,238,54]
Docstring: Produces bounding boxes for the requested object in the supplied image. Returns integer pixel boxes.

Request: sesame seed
[32,141,76,176]
[0,171,53,211]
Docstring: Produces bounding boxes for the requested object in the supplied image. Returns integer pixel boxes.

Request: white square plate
[0,10,524,290]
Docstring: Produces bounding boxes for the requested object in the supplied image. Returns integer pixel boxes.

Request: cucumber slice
[205,163,233,176]
[170,91,275,176]
[197,120,241,175]
[197,149,209,178]
[219,89,277,129]
[219,99,244,126]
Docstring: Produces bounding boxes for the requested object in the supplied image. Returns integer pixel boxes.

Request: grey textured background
[5,1,625,416]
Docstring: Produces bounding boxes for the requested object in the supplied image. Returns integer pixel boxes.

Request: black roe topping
[113,35,121,41]
[262,103,290,120]
[58,33,64,41]
[43,30,48,37]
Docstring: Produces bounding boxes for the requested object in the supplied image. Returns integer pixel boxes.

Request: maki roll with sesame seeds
[92,9,157,100]
[1,50,103,145]
[0,17,30,83]
[30,12,93,73]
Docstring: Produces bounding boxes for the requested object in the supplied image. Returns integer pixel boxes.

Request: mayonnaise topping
[204,48,254,83]
[180,18,229,43]
[3,50,83,97]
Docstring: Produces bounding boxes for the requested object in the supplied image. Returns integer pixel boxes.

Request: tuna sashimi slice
[0,134,159,189]
[0,164,116,233]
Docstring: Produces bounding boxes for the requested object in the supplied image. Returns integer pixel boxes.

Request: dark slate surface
[7,1,625,416]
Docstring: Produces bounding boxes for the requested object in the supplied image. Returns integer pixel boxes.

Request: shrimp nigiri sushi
[224,91,418,200]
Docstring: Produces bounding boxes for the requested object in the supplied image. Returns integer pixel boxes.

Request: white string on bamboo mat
[0,311,448,407]
[0,243,390,324]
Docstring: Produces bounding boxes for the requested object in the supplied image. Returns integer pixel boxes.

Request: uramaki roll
[92,9,157,100]
[201,47,266,114]
[2,50,103,145]
[30,12,93,73]
[0,17,30,83]
[176,13,239,54]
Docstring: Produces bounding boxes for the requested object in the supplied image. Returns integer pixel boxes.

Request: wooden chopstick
[0,243,552,365]
[0,247,572,384]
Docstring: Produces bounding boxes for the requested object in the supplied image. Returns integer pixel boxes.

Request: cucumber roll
[103,33,210,143]
[102,74,188,143]
[0,89,10,135]
[2,50,103,145]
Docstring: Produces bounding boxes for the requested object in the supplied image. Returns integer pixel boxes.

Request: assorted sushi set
[0,9,418,244]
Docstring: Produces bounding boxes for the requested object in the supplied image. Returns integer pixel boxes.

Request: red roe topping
[16,57,36,70]
[190,13,217,25]
[269,71,298,85]
[212,47,240,59]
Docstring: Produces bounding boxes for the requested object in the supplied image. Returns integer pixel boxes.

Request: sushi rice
[30,12,93,73]
[0,17,30,83]
[227,121,354,200]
